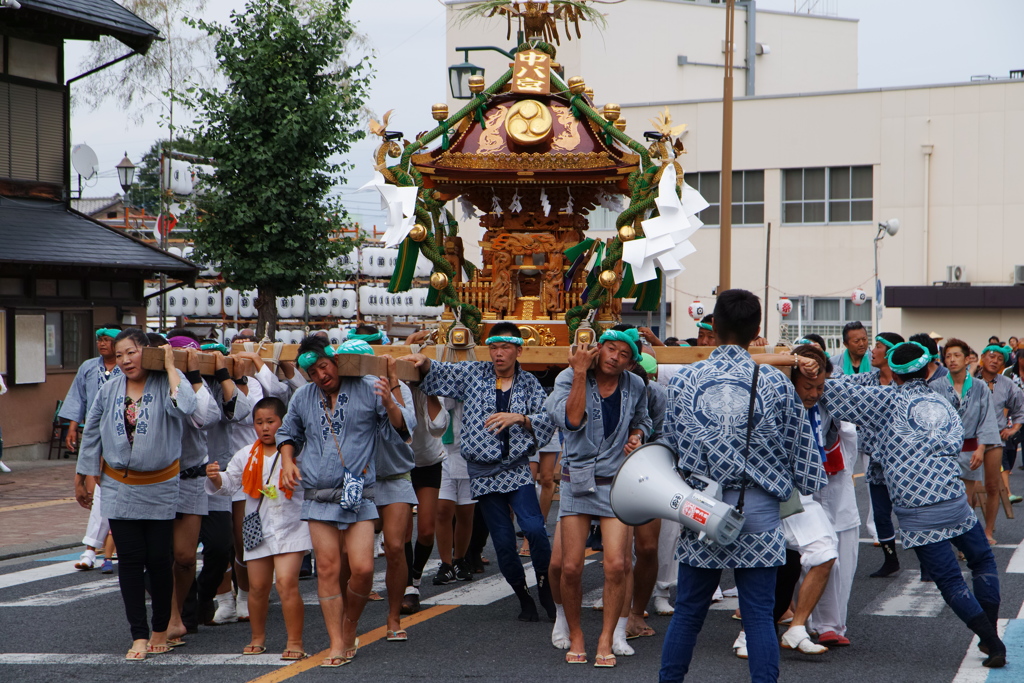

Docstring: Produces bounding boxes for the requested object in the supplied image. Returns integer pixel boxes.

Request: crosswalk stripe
[0,562,80,590]
[0,577,120,607]
[423,558,596,606]
[863,572,949,618]
[0,653,284,666]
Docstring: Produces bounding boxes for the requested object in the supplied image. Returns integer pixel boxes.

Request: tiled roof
[71,195,122,217]
[16,0,161,54]
[0,198,196,279]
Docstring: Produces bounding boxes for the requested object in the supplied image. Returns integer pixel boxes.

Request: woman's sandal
[594,654,617,668]
[242,645,267,655]
[280,650,308,661]
[319,656,349,668]
[386,630,408,642]
[625,626,656,639]
[166,638,186,648]
[565,651,588,664]
[125,648,147,661]
[146,643,172,656]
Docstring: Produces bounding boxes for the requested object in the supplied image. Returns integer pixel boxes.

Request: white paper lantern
[316,292,330,317]
[361,247,379,277]
[167,290,183,317]
[239,290,256,318]
[168,246,182,259]
[206,290,222,318]
[415,252,432,278]
[223,288,239,317]
[290,294,306,318]
[415,288,429,316]
[687,301,705,320]
[225,327,239,343]
[329,290,343,317]
[277,296,292,319]
[385,248,399,274]
[777,298,793,317]
[145,287,159,317]
[290,329,305,345]
[194,288,208,317]
[328,327,344,345]
[179,287,195,316]
[339,289,357,319]
[851,288,868,306]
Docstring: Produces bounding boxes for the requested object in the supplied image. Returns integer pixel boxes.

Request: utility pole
[719,0,736,294]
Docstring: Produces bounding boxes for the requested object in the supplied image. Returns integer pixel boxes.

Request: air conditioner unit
[1014,265,1024,286]
[946,264,967,284]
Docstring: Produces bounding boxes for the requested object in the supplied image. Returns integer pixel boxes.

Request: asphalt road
[2,480,1023,683]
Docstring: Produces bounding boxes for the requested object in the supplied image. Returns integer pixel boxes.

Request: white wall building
[445,0,1024,353]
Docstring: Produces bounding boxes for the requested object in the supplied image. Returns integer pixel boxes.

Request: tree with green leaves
[183,0,369,338]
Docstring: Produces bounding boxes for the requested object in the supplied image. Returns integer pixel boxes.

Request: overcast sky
[65,0,1024,222]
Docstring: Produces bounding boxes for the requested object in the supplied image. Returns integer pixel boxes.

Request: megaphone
[610,443,745,546]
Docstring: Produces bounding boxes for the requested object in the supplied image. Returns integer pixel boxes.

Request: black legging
[182,510,234,629]
[774,550,803,625]
[108,518,175,640]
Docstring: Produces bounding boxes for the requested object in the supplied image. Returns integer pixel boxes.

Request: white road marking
[0,653,284,666]
[0,562,80,590]
[0,577,120,607]
[1005,541,1024,573]
[863,572,951,618]
[951,618,1009,683]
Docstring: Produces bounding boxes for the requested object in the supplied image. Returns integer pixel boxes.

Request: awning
[10,0,161,54]
[0,199,198,282]
[885,285,1024,309]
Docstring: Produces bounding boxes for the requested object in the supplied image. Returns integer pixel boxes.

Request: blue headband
[485,335,524,346]
[697,322,713,332]
[298,344,336,371]
[337,339,375,356]
[887,341,932,375]
[981,344,1013,364]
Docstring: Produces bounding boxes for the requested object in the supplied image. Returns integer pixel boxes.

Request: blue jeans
[912,520,1000,624]
[660,563,779,683]
[476,483,551,586]
[869,482,897,542]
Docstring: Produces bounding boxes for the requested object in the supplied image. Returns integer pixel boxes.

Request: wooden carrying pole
[719,0,736,294]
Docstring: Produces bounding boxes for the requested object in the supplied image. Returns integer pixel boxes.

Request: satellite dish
[71,144,99,180]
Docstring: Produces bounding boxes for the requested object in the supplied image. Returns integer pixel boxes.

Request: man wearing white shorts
[434,398,476,584]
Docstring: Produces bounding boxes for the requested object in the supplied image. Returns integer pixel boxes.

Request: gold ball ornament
[430,272,450,290]
[614,118,627,132]
[468,75,486,94]
[598,270,618,290]
[431,103,449,121]
[617,225,636,242]
[603,104,620,122]
[583,87,594,99]
[567,76,586,95]
[409,224,428,242]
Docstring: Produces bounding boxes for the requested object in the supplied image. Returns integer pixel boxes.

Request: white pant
[81,485,109,549]
[653,519,680,598]
[809,526,859,636]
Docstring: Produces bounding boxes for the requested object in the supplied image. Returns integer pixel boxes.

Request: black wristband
[233,376,248,385]
[214,368,231,383]
[185,370,202,386]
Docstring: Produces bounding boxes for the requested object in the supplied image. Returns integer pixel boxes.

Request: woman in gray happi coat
[74,329,198,660]
[277,336,411,667]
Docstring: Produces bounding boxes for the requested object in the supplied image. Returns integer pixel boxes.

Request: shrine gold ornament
[613,118,627,132]
[468,75,486,94]
[617,225,636,242]
[409,224,428,242]
[567,76,586,95]
[603,104,620,122]
[430,272,450,290]
[505,100,553,146]
[598,270,618,289]
[431,103,449,121]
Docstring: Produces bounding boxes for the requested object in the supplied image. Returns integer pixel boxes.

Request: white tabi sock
[613,616,634,656]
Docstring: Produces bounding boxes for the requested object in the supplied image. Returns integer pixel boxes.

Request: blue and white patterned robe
[822,378,972,548]
[419,360,554,498]
[76,371,198,520]
[665,346,826,568]
[276,377,410,525]
[546,368,651,477]
[59,357,122,425]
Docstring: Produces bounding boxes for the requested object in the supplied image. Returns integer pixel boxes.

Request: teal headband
[697,322,713,332]
[347,331,383,344]
[298,344,336,371]
[875,335,897,351]
[887,341,932,375]
[599,328,641,361]
[639,352,658,375]
[337,339,375,356]
[981,344,1013,364]
[201,343,229,355]
[794,338,813,347]
[95,328,120,340]
[485,335,524,346]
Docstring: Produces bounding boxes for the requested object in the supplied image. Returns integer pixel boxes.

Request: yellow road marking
[247,603,459,683]
[0,498,77,513]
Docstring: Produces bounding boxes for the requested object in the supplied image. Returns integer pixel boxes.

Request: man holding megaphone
[658,290,827,683]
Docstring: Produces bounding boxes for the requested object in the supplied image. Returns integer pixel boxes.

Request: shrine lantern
[777,298,793,317]
[688,301,705,320]
[851,289,868,306]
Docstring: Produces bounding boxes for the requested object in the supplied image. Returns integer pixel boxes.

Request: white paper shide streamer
[356,171,418,248]
[622,164,708,283]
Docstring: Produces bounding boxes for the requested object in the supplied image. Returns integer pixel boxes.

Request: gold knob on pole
[617,225,635,242]
[409,224,428,242]
[567,76,586,95]
[468,75,486,94]
[431,103,449,121]
[614,118,627,132]
[603,104,620,122]
[430,272,450,290]
[598,269,618,289]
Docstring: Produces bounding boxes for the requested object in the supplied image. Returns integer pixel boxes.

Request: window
[783,166,872,224]
[780,297,872,354]
[690,170,764,226]
[44,310,92,370]
[7,38,60,84]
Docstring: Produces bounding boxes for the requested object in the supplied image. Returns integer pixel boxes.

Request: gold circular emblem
[430,272,449,290]
[505,100,553,146]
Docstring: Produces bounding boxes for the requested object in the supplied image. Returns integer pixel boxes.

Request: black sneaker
[453,558,474,582]
[433,562,457,585]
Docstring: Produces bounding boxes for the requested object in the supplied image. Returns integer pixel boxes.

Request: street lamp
[448,46,515,99]
[116,151,136,193]
[873,218,900,336]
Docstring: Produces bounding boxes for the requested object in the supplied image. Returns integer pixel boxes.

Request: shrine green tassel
[387,238,420,293]
[614,263,636,298]
[631,269,662,312]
